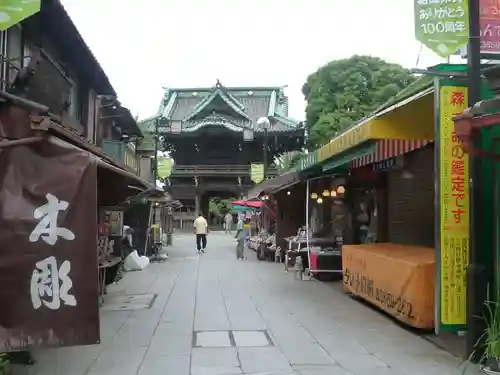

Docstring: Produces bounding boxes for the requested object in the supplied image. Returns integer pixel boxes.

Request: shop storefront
[289,73,438,329]
[0,93,156,351]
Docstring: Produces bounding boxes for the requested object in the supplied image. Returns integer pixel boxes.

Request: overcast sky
[61,0,445,121]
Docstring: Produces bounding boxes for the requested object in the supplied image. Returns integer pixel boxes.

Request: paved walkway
[15,232,475,375]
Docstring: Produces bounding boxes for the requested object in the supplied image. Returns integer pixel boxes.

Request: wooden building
[139,80,305,227]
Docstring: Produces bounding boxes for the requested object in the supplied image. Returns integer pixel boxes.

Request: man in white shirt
[193,213,208,254]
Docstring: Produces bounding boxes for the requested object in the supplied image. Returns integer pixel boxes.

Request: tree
[208,197,236,218]
[302,55,416,149]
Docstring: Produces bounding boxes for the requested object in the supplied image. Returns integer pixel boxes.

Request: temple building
[139,80,305,228]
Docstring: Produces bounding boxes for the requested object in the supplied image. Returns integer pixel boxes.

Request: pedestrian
[193,212,208,254]
[234,214,245,259]
[224,212,233,234]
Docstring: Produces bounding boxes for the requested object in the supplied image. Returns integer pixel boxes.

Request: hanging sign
[0,0,41,31]
[460,0,500,56]
[479,0,500,54]
[437,84,469,332]
[414,0,469,58]
[0,138,99,350]
[157,156,173,179]
[251,163,264,184]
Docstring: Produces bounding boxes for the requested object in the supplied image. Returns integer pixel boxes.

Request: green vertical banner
[157,156,173,179]
[250,164,264,184]
[0,0,41,31]
[414,0,469,58]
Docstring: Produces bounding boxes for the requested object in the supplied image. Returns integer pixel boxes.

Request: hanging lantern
[336,185,346,195]
[317,197,323,204]
[330,190,337,197]
[322,189,330,197]
[311,193,318,199]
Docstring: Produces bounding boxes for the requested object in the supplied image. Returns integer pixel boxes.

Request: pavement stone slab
[232,330,272,347]
[14,232,467,375]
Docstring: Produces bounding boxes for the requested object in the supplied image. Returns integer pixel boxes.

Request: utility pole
[466,0,487,362]
[263,126,268,179]
[152,117,159,225]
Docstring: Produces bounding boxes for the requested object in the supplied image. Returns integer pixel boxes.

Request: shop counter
[342,243,435,329]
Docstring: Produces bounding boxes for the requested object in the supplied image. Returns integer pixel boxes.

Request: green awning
[322,143,376,173]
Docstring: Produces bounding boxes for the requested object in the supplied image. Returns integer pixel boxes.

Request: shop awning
[350,139,433,169]
[316,87,434,164]
[232,199,262,208]
[322,143,376,173]
[95,157,155,190]
[246,169,299,199]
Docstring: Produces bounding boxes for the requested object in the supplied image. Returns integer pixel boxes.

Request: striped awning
[350,139,433,168]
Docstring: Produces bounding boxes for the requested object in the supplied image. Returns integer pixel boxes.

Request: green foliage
[462,293,500,373]
[208,197,236,218]
[483,299,500,360]
[0,354,10,375]
[302,55,416,149]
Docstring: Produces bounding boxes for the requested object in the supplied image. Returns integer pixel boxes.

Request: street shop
[254,73,438,329]
[288,64,491,335]
[0,92,157,351]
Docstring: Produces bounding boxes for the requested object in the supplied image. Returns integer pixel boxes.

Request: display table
[342,243,435,329]
[310,249,342,280]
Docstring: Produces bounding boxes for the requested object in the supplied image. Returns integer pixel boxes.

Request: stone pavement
[14,232,475,375]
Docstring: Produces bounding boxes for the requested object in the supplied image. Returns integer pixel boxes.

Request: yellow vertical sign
[251,164,264,184]
[439,85,469,326]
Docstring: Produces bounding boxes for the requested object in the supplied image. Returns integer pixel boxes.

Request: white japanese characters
[30,256,77,310]
[29,193,75,246]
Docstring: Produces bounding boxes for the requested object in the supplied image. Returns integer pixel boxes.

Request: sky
[61,0,447,122]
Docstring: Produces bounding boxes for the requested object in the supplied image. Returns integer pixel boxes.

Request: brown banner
[342,243,435,329]
[0,136,99,350]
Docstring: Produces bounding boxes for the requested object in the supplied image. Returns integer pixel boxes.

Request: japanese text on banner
[439,85,469,326]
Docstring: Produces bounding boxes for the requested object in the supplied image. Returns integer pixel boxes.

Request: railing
[171,164,278,177]
[101,140,139,174]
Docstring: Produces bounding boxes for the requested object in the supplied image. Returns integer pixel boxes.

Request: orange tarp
[342,243,435,329]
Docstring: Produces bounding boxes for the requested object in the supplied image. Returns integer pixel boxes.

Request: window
[6,25,23,83]
[0,25,30,90]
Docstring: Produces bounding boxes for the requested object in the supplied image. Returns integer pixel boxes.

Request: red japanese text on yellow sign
[439,85,469,326]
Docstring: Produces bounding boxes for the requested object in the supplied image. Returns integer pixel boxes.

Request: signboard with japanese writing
[0,0,41,31]
[480,0,500,54]
[461,0,500,56]
[372,155,404,172]
[251,163,264,184]
[0,136,99,350]
[438,84,469,330]
[414,0,469,58]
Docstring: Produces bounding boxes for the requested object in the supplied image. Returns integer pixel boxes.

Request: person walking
[193,212,208,254]
[224,212,233,234]
[234,214,245,259]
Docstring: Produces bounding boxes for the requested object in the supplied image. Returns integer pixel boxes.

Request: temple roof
[138,81,303,137]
